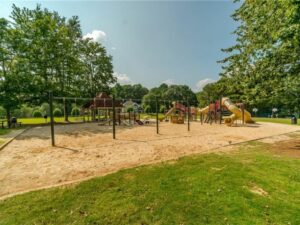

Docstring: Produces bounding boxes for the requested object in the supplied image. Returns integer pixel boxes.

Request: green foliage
[142,84,198,112]
[1,143,300,224]
[71,107,80,116]
[53,108,62,117]
[217,0,300,113]
[112,84,149,101]
[0,106,6,119]
[160,105,167,113]
[40,103,50,116]
[143,105,151,113]
[126,106,134,113]
[32,110,43,118]
[79,39,116,97]
[0,4,115,123]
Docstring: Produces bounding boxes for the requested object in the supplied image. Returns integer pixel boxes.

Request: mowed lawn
[0,116,297,126]
[253,117,300,125]
[0,142,299,224]
[18,117,83,124]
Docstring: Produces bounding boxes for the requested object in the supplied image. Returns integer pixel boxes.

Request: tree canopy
[0,4,115,123]
[197,0,300,116]
[142,84,198,113]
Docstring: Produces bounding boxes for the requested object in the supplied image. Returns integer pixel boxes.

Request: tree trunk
[64,100,69,122]
[6,108,11,128]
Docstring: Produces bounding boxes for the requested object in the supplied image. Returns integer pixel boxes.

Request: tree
[0,4,117,124]
[163,85,198,106]
[79,39,115,98]
[218,0,300,114]
[112,83,148,102]
[0,18,32,126]
[142,83,198,112]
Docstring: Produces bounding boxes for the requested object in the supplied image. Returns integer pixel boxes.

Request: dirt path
[0,122,299,200]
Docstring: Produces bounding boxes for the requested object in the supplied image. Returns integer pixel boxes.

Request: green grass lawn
[253,117,300,125]
[140,113,165,120]
[0,142,299,224]
[18,117,84,124]
[0,126,25,136]
[0,138,5,145]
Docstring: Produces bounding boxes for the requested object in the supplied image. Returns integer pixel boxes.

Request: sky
[0,0,239,92]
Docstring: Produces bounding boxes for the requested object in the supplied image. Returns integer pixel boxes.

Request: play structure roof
[83,92,123,109]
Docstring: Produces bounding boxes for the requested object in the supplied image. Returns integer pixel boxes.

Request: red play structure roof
[83,92,123,109]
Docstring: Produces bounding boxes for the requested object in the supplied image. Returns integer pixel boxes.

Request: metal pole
[112,95,116,139]
[187,98,190,131]
[219,96,222,124]
[156,97,159,134]
[49,91,55,146]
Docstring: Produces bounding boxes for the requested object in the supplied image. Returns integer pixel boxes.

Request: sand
[0,121,299,199]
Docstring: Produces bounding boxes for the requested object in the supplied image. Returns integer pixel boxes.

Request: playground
[0,120,299,199]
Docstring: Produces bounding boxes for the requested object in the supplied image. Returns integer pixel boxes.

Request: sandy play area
[0,121,299,199]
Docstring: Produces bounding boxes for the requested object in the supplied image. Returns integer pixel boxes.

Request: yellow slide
[222,97,254,125]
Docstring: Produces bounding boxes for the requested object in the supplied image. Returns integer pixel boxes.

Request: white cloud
[194,78,215,92]
[114,72,132,85]
[83,30,106,42]
[162,79,175,86]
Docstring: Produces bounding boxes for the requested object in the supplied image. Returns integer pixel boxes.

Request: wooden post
[129,111,131,125]
[200,112,203,125]
[187,98,190,131]
[112,95,116,139]
[219,96,222,125]
[156,97,159,134]
[242,103,245,125]
[49,91,55,146]
[214,102,217,124]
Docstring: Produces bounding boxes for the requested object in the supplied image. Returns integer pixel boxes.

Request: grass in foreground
[0,142,299,224]
[0,126,25,136]
[254,117,300,125]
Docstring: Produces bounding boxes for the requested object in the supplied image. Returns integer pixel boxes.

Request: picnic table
[0,119,22,128]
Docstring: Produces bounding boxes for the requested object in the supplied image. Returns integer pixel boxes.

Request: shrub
[160,105,167,113]
[0,106,6,119]
[144,106,151,113]
[53,108,62,117]
[19,105,33,118]
[71,107,80,116]
[40,103,50,116]
[127,106,134,113]
[32,110,43,118]
[12,109,22,118]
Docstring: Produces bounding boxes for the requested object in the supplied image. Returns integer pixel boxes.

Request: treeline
[0,4,199,123]
[0,5,115,123]
[198,0,300,116]
[112,83,197,113]
[0,82,198,119]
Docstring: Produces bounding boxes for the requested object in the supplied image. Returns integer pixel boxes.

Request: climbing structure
[165,102,197,124]
[199,97,254,126]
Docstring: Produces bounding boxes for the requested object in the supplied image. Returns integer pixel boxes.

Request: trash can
[291,116,297,125]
